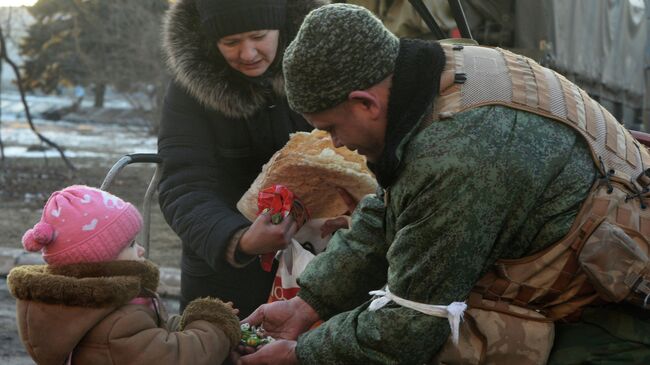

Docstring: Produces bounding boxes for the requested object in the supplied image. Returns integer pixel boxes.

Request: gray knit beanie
[283,4,400,113]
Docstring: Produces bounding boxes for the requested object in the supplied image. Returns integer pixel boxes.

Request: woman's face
[217,30,280,77]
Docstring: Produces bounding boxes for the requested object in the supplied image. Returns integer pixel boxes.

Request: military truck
[342,0,648,131]
[461,0,647,131]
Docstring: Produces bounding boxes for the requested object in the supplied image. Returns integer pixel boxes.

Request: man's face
[304,101,386,162]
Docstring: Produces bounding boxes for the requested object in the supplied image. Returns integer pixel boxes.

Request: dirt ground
[0,278,32,365]
[0,156,182,268]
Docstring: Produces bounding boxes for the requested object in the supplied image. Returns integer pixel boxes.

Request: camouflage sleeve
[295,106,596,364]
[297,193,390,320]
[296,159,504,364]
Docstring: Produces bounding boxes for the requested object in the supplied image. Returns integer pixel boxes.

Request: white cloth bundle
[368,286,467,345]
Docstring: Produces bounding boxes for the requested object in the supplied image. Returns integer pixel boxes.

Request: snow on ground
[1,119,156,158]
[1,90,133,112]
[1,91,156,160]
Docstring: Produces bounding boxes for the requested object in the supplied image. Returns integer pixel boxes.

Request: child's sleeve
[104,298,239,365]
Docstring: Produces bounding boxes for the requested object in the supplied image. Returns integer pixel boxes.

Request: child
[7,185,240,365]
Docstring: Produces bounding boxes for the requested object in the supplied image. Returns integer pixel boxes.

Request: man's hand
[233,340,298,365]
[320,187,359,238]
[336,186,359,214]
[239,211,298,255]
[242,297,320,341]
[320,216,351,238]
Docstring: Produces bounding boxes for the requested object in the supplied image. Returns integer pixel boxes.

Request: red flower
[256,184,310,272]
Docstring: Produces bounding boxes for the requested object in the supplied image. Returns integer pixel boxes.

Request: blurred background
[0,0,176,272]
[0,3,174,363]
[1,0,646,187]
[343,0,649,130]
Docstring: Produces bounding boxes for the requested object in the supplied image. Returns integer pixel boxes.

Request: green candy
[240,323,275,347]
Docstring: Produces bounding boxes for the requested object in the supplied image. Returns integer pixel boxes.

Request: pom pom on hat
[22,222,56,252]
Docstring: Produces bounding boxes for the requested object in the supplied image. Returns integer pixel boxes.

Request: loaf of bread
[237,130,378,220]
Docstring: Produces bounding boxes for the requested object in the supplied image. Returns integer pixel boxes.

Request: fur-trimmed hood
[8,261,243,365]
[162,0,328,119]
[8,261,161,364]
[8,260,159,307]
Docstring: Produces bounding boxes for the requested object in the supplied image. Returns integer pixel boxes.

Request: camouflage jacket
[293,40,598,364]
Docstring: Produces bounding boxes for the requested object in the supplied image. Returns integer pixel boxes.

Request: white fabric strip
[368,287,467,345]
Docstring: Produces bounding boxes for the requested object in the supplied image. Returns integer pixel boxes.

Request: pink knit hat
[22,185,143,266]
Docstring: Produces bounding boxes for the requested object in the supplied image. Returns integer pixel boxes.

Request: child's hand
[225,301,240,316]
[179,297,241,347]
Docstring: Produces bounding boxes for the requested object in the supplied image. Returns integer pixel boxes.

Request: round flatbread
[237,130,378,220]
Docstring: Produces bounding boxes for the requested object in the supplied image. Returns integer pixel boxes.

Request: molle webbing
[433,43,650,320]
[434,44,650,191]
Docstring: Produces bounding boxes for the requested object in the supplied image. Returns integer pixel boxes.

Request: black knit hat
[196,0,287,39]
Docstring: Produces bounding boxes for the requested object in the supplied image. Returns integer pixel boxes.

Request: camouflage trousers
[548,305,650,364]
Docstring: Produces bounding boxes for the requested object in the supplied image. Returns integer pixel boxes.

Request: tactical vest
[430,43,650,365]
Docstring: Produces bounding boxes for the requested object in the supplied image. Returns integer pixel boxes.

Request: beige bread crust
[237,130,378,220]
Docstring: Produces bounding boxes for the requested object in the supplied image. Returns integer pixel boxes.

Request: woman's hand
[239,211,298,255]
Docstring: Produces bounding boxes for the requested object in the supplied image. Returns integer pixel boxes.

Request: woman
[159,0,327,317]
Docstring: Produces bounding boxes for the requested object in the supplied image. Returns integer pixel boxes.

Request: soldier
[236,4,650,365]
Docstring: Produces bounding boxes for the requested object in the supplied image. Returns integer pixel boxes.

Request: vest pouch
[578,220,650,305]
[432,299,554,365]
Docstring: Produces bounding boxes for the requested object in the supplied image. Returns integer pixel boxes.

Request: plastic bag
[269,239,315,301]
[256,185,320,301]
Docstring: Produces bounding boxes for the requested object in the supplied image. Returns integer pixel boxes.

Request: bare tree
[0,41,3,161]
[20,0,168,128]
[95,0,169,133]
[0,25,75,170]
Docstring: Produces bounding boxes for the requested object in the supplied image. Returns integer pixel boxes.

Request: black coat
[159,0,325,316]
